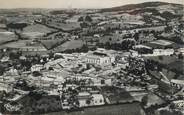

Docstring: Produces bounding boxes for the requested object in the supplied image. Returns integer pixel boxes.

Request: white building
[6,68,19,76]
[85,48,115,66]
[77,92,105,107]
[171,100,184,113]
[176,48,184,55]
[91,94,105,106]
[153,49,174,56]
[77,92,91,107]
[171,79,184,89]
[0,56,9,62]
[31,64,44,72]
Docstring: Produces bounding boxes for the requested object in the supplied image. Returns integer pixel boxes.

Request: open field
[45,102,145,115]
[0,31,17,44]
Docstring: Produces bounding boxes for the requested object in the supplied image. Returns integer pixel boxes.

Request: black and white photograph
[0,0,183,114]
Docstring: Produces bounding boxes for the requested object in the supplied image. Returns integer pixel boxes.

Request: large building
[85,48,116,66]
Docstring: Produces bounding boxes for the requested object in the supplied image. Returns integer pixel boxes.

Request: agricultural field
[0,31,18,45]
[45,102,145,115]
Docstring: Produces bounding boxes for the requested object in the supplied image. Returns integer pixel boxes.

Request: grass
[47,22,80,31]
[100,86,134,104]
[53,40,84,52]
[23,24,56,33]
[0,32,18,44]
[144,55,184,74]
[45,102,145,115]
[41,40,67,50]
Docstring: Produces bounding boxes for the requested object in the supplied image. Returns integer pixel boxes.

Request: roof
[150,40,174,46]
[77,92,91,99]
[134,45,152,49]
[171,79,184,85]
[92,94,104,99]
[78,92,90,96]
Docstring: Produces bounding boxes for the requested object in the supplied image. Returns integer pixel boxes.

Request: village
[0,1,183,115]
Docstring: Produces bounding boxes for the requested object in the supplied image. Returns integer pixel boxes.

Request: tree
[178,53,183,59]
[9,51,20,60]
[161,11,175,20]
[80,22,88,28]
[0,65,5,75]
[141,95,148,106]
[80,45,89,53]
[32,71,42,77]
[85,15,92,22]
[78,16,84,22]
[134,33,139,41]
[164,26,173,33]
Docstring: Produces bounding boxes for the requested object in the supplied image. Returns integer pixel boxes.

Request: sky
[0,0,183,9]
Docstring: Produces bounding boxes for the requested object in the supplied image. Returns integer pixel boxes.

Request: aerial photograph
[0,0,183,114]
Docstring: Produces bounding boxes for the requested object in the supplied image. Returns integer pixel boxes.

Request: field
[47,22,80,31]
[0,31,17,45]
[23,24,56,34]
[45,102,145,115]
[144,55,179,65]
[53,40,84,52]
[144,55,184,74]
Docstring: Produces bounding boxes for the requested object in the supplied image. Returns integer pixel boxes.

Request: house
[0,82,13,93]
[138,33,157,44]
[0,56,9,62]
[91,94,105,106]
[77,92,105,107]
[153,49,174,56]
[42,71,67,84]
[171,100,184,112]
[6,68,19,76]
[77,92,92,107]
[171,79,184,89]
[31,64,44,72]
[176,48,184,55]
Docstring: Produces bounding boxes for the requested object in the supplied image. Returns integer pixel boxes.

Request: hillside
[101,2,183,12]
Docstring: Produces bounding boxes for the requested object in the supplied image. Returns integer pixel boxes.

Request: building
[91,94,105,106]
[77,92,105,107]
[77,92,92,107]
[0,56,9,62]
[176,48,184,55]
[171,100,184,112]
[31,64,44,72]
[0,82,13,93]
[85,48,115,66]
[153,49,174,56]
[171,79,184,89]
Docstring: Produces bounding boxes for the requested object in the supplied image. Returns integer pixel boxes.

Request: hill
[101,2,183,12]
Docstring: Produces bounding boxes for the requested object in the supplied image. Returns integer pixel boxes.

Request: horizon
[0,0,183,9]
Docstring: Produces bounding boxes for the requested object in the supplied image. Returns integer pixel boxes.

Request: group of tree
[97,39,136,51]
[6,23,28,31]
[78,15,93,22]
[62,45,96,53]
